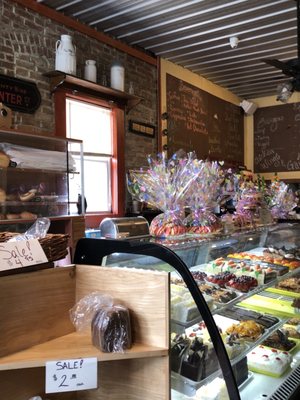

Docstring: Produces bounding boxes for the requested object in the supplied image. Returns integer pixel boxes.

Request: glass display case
[74,222,300,400]
[0,129,84,232]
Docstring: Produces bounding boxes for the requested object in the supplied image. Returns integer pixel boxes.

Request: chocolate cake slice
[170,333,190,373]
[220,307,279,328]
[232,357,249,387]
[181,337,208,381]
[262,329,296,351]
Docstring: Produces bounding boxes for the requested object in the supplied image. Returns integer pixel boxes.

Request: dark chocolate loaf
[91,305,132,352]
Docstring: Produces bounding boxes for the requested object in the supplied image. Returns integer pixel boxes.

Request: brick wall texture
[0,0,158,173]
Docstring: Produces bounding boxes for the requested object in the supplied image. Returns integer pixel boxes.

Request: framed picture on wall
[129,120,155,138]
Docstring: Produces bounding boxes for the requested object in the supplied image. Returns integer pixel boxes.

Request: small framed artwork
[129,120,155,138]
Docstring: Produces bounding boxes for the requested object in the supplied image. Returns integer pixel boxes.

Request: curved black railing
[74,237,241,400]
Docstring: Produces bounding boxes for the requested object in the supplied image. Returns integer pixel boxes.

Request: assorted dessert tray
[170,245,300,397]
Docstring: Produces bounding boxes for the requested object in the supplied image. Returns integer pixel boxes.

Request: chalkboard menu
[254,103,300,173]
[166,74,244,164]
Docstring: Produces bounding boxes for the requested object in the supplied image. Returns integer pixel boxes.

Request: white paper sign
[0,239,48,271]
[45,357,98,393]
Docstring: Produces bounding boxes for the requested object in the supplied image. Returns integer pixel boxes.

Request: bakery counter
[72,222,300,400]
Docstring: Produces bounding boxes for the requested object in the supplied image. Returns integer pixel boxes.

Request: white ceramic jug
[110,60,124,91]
[84,60,97,82]
[55,34,76,75]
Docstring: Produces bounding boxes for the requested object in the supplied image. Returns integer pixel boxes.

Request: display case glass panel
[74,223,300,400]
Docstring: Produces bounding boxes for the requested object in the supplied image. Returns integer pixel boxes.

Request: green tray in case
[266,287,300,299]
[238,295,297,318]
[248,363,291,378]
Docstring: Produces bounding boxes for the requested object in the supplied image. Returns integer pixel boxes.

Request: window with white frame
[66,98,113,213]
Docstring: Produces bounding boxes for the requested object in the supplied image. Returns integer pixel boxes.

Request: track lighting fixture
[276,81,294,103]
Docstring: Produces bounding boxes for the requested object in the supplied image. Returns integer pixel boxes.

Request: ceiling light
[276,81,294,103]
[229,36,239,49]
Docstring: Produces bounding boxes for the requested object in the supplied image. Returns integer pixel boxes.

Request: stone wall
[0,0,158,171]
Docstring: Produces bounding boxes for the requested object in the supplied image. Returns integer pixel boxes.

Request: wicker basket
[0,232,70,262]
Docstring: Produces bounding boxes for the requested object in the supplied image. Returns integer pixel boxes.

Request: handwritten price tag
[0,239,48,271]
[45,358,98,393]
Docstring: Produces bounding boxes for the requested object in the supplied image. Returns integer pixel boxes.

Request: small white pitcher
[55,34,76,75]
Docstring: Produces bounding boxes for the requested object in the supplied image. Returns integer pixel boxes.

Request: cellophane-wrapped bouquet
[127,150,202,238]
[234,186,262,228]
[233,173,274,228]
[184,160,224,235]
[220,170,258,229]
[266,178,297,220]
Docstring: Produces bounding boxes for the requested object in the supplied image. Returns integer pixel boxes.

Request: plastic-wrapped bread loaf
[91,305,132,352]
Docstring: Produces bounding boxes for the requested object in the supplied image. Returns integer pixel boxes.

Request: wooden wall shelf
[0,332,168,370]
[0,265,170,400]
[44,71,142,111]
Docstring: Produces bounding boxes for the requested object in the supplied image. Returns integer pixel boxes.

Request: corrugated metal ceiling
[36,0,299,100]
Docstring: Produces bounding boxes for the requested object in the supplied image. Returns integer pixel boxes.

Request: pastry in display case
[0,131,83,223]
[74,221,300,400]
[0,129,84,231]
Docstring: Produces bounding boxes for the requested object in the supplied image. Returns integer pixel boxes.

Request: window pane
[69,154,111,213]
[66,98,113,213]
[68,154,83,215]
[66,99,112,154]
[84,156,111,212]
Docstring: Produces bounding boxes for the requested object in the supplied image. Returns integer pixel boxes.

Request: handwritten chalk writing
[287,160,300,170]
[168,98,208,135]
[209,136,221,145]
[166,74,243,162]
[256,135,270,149]
[209,144,222,154]
[254,104,300,172]
[255,148,276,165]
[257,116,284,133]
[169,109,186,122]
[255,149,286,170]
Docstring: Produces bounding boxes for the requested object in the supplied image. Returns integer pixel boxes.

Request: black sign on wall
[0,74,41,114]
[254,103,300,173]
[166,74,244,164]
